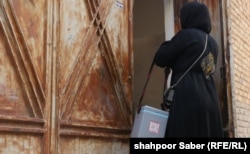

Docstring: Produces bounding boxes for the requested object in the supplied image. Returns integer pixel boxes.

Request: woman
[153,2,224,137]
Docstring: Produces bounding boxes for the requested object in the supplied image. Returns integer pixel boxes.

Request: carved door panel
[0,0,132,153]
[57,0,132,153]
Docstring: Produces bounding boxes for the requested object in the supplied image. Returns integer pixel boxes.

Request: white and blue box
[131,105,169,138]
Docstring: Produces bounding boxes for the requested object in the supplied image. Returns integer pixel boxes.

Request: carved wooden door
[0,0,133,153]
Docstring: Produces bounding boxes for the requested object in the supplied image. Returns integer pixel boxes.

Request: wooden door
[173,0,231,137]
[0,0,133,153]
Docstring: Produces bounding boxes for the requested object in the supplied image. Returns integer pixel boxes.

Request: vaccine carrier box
[131,105,169,138]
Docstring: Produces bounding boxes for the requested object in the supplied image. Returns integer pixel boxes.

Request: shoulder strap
[169,34,208,89]
[136,62,154,113]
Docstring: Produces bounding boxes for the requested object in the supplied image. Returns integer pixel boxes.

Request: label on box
[149,121,160,134]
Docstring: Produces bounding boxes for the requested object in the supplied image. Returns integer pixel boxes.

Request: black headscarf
[180,2,211,34]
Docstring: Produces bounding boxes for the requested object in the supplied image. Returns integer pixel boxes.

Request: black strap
[137,62,171,113]
[163,67,171,100]
[137,62,154,113]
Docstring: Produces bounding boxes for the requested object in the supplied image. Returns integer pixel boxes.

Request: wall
[227,0,250,137]
[133,0,166,110]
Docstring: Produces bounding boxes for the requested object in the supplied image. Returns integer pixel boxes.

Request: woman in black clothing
[153,2,224,137]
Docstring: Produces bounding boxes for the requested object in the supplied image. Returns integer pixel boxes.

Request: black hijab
[180,2,211,34]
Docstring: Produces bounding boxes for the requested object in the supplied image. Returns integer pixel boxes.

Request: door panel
[0,0,46,153]
[58,0,132,133]
[0,0,46,119]
[0,0,133,153]
[0,133,43,153]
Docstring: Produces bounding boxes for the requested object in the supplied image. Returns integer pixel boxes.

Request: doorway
[133,0,232,137]
[133,0,174,110]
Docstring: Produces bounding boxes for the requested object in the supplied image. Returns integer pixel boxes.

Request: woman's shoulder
[178,28,205,36]
[173,29,202,43]
[174,29,201,39]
